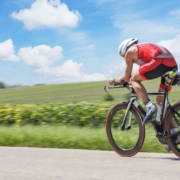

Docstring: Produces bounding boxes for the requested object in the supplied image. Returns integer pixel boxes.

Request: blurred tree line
[0,82,23,89]
[0,82,6,89]
[0,81,46,89]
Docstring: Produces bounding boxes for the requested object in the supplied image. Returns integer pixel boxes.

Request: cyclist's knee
[130,72,145,82]
[130,76,144,83]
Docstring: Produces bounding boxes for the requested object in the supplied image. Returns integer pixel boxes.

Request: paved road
[0,147,179,180]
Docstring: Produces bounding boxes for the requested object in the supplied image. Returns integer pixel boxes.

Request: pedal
[156,132,163,138]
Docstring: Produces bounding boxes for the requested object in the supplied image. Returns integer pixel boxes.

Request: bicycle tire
[106,102,145,157]
[164,102,180,158]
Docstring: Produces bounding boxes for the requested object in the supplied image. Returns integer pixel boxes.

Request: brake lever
[104,83,122,94]
[104,86,109,94]
[104,81,128,93]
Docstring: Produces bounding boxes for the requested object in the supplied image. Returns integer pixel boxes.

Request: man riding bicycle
[108,38,178,126]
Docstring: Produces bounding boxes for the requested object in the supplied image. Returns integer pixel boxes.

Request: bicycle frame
[104,83,180,140]
[121,89,167,132]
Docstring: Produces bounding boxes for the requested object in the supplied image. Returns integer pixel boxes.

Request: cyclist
[108,38,178,125]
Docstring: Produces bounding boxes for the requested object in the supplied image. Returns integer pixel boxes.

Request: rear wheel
[106,102,145,157]
[164,102,180,158]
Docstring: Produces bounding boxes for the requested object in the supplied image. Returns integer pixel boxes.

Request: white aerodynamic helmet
[118,38,138,56]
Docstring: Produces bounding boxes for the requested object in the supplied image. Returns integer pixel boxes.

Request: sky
[1,0,180,86]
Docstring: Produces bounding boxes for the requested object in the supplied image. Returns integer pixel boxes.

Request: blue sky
[1,0,180,85]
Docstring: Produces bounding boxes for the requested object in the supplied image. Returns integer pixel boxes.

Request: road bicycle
[104,70,180,158]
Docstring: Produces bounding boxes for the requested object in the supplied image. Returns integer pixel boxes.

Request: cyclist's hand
[108,78,124,86]
[108,78,116,85]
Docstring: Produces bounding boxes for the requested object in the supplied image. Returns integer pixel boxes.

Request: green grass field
[0,79,179,153]
[0,78,180,104]
[0,125,168,153]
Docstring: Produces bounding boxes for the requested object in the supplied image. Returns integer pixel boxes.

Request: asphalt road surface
[0,147,179,180]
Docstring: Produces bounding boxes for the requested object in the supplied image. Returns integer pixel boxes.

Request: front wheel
[106,102,145,157]
[164,102,180,158]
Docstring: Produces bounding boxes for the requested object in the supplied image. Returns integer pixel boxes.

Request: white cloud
[111,5,180,42]
[18,45,63,67]
[35,60,106,83]
[85,45,95,50]
[11,0,81,30]
[0,39,104,83]
[114,19,179,42]
[159,35,180,65]
[0,39,19,62]
[170,8,180,18]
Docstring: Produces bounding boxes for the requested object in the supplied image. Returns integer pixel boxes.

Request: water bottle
[156,102,162,124]
[165,70,177,86]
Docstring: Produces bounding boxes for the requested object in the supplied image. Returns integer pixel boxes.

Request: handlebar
[104,80,133,94]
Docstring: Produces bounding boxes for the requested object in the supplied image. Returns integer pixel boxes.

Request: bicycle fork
[121,94,143,131]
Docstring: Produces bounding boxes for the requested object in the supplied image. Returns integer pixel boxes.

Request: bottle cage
[172,74,180,86]
[163,68,179,86]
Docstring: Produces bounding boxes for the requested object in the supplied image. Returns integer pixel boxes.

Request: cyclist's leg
[131,71,157,124]
[131,58,172,124]
[133,58,177,106]
[156,86,176,132]
[156,76,172,105]
[157,76,177,131]
[157,69,177,129]
[156,88,170,106]
[130,73,148,102]
[131,58,163,102]
[157,62,179,151]
[156,57,177,104]
[156,87,165,105]
[156,85,177,128]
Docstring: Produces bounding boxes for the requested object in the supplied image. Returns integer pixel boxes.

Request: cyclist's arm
[109,52,134,84]
[108,47,137,85]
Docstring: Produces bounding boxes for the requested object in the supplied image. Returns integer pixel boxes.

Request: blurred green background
[0,77,179,104]
[0,78,179,154]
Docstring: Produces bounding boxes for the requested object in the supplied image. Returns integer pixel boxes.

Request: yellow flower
[15,108,21,112]
[98,107,104,111]
[16,119,22,123]
[121,109,126,114]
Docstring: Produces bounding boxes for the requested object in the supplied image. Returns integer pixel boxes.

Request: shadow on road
[133,155,180,161]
